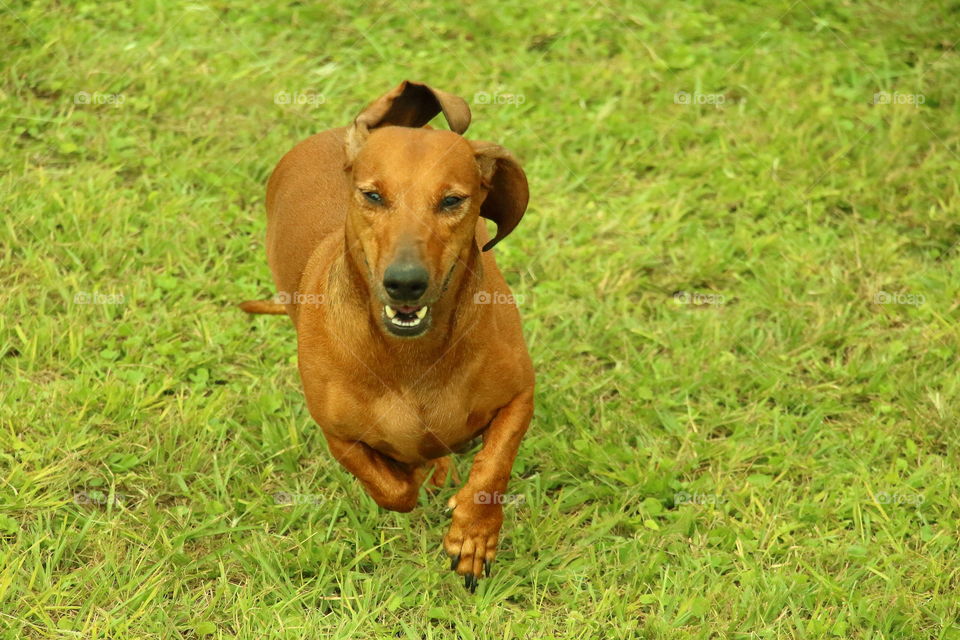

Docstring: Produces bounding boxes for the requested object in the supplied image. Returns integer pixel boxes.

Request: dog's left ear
[472,141,529,252]
[346,81,471,161]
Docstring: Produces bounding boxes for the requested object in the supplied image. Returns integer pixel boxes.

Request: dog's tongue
[394,305,421,314]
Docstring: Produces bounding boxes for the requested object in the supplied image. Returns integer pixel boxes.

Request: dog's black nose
[383,262,429,301]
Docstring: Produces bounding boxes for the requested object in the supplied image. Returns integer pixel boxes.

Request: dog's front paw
[443,488,503,593]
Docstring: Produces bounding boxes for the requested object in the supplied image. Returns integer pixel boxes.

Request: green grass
[2,0,960,637]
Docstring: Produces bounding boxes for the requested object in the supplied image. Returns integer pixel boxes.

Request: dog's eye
[440,195,464,209]
[362,190,383,204]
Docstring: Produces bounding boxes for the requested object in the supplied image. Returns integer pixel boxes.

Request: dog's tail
[238,299,287,315]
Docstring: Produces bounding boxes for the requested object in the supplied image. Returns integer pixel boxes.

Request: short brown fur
[242,81,534,591]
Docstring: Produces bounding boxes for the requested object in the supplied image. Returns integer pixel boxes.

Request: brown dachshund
[241,81,534,592]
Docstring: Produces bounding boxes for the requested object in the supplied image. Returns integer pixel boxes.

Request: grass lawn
[3,0,960,637]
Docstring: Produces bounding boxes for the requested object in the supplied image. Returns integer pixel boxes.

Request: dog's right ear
[345,81,471,161]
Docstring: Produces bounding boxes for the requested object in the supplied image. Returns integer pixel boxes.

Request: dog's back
[265,127,351,301]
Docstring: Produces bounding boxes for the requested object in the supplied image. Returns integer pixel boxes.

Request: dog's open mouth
[382,304,431,337]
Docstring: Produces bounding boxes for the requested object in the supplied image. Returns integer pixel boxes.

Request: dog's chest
[324,382,491,463]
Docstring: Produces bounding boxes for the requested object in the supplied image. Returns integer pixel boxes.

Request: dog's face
[341,81,529,339]
[346,127,484,338]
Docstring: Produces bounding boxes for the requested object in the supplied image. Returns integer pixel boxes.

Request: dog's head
[343,81,528,338]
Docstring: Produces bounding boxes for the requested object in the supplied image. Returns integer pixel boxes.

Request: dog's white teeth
[385,305,429,330]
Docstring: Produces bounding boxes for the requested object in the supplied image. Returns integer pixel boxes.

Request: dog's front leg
[443,388,534,591]
[325,435,427,512]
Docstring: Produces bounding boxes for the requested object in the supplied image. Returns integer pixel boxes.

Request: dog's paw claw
[464,573,478,593]
[484,559,492,577]
[449,554,460,571]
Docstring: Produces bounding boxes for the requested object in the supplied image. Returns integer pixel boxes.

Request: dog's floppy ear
[471,141,529,252]
[346,80,471,160]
